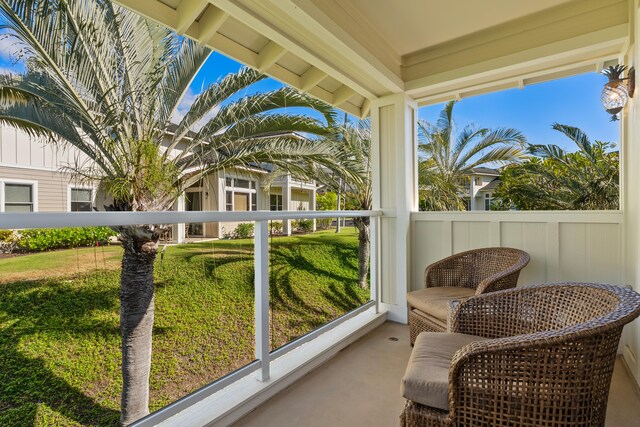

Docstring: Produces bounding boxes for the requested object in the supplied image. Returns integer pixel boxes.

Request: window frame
[1,179,38,213]
[67,185,95,212]
[484,193,492,211]
[270,194,283,211]
[224,176,258,212]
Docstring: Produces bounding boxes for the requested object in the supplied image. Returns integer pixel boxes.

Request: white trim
[0,178,38,213]
[411,210,624,224]
[0,210,380,229]
[0,163,59,173]
[66,184,96,212]
[184,187,205,236]
[223,175,258,212]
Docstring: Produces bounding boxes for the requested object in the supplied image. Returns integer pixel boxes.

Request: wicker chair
[408,247,530,344]
[400,283,640,427]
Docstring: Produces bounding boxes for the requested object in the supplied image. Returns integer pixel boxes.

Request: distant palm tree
[493,124,619,210]
[0,0,353,423]
[418,100,527,210]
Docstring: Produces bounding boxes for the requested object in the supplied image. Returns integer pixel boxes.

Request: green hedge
[17,227,117,252]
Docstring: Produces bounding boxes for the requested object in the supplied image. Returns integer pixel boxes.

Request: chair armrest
[475,252,530,294]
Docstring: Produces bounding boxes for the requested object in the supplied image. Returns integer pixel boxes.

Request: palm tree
[0,1,354,424]
[418,100,527,210]
[493,124,619,210]
[314,119,371,288]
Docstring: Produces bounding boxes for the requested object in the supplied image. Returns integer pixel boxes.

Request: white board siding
[411,211,624,292]
[0,125,90,170]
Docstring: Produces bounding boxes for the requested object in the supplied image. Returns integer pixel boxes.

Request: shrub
[0,229,18,254]
[296,219,314,233]
[17,227,117,252]
[233,223,254,239]
[269,221,283,236]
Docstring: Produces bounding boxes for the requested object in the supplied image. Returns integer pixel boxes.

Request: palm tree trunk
[119,229,158,426]
[356,218,370,288]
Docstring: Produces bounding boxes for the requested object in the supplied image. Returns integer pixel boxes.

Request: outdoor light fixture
[601,64,635,121]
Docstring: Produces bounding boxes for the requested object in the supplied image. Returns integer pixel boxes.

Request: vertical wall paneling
[411,212,623,292]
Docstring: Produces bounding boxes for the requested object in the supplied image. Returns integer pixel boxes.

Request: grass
[0,230,369,426]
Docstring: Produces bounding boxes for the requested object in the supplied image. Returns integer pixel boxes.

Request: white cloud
[0,33,25,62]
[171,87,221,132]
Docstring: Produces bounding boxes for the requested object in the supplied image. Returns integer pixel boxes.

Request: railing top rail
[0,210,382,229]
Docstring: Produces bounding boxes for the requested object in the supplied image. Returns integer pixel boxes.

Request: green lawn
[0,230,369,426]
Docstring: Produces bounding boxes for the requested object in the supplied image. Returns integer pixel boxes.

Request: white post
[311,185,317,232]
[254,220,270,381]
[283,178,292,235]
[371,93,417,323]
[177,193,186,244]
[370,215,379,313]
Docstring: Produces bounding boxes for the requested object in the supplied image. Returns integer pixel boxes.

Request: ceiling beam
[257,41,287,73]
[300,67,327,92]
[197,6,228,44]
[332,85,356,106]
[175,0,209,34]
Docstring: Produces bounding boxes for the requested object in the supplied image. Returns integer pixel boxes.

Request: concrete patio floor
[234,321,640,427]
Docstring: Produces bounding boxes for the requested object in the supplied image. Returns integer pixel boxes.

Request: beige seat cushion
[401,332,489,410]
[407,287,476,321]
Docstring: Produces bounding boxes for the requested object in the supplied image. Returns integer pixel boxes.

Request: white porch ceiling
[312,0,576,57]
[115,0,631,116]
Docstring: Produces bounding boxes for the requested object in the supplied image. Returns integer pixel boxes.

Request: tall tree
[493,124,619,210]
[0,0,354,424]
[418,100,526,210]
[315,119,371,288]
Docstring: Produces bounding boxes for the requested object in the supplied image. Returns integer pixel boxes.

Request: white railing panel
[411,211,625,291]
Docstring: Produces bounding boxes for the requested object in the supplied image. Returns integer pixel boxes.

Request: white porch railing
[411,210,625,290]
[0,209,383,426]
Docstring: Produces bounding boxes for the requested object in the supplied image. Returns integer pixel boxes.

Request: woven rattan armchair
[407,247,530,344]
[400,283,640,427]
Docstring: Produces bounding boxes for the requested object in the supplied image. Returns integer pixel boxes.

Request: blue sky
[0,40,618,152]
[418,73,620,152]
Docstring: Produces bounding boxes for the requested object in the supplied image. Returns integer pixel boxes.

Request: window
[70,188,93,212]
[225,177,257,211]
[5,183,33,212]
[270,194,282,211]
[474,177,482,186]
[226,191,233,211]
[484,193,492,211]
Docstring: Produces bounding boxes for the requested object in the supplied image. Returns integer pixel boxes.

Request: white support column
[254,220,270,381]
[310,185,317,232]
[621,0,640,384]
[371,93,418,323]
[177,193,186,244]
[283,178,292,235]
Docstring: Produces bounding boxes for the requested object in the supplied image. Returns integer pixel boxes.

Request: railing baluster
[254,219,270,381]
[370,215,379,313]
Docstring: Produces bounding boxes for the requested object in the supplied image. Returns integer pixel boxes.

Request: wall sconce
[601,64,635,121]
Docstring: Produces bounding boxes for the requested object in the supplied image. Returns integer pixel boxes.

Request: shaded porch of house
[233,321,640,427]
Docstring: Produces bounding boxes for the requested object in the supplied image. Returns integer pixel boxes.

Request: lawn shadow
[0,278,122,426]
[321,282,368,312]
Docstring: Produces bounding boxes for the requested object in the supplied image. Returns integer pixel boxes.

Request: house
[467,167,501,211]
[0,124,316,239]
[3,0,640,425]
